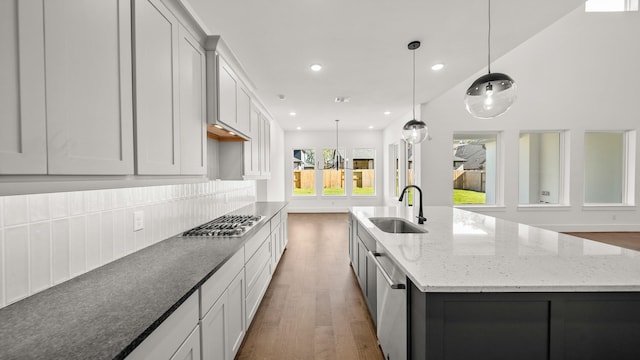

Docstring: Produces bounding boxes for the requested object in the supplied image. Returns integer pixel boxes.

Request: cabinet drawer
[357,223,377,251]
[244,224,270,260]
[200,249,244,318]
[245,260,270,327]
[270,212,281,232]
[125,291,199,360]
[245,238,270,292]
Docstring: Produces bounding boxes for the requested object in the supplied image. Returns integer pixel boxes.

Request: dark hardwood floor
[236,213,383,360]
[236,213,640,359]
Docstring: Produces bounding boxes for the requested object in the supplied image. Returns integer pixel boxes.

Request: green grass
[323,187,345,195]
[453,189,486,204]
[353,187,375,195]
[293,188,315,195]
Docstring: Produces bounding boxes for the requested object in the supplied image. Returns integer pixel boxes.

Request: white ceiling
[186,0,583,131]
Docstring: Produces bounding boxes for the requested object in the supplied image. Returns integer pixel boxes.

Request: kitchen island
[350,206,640,360]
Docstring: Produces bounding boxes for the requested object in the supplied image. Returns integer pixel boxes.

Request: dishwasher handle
[368,251,405,289]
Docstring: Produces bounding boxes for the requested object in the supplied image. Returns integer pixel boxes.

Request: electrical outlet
[541,190,550,196]
[133,211,144,231]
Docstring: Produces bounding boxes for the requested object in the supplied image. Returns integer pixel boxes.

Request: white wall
[284,129,384,211]
[416,7,640,231]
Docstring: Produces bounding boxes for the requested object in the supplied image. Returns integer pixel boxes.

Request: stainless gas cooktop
[182,214,264,237]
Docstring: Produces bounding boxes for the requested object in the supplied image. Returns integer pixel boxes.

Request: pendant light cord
[487,0,491,74]
[412,46,416,119]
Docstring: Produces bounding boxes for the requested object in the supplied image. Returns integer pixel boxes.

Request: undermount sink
[369,217,428,234]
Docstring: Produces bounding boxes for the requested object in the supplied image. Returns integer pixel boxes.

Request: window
[352,148,375,195]
[583,131,635,204]
[322,148,345,195]
[519,132,564,205]
[585,0,638,12]
[453,133,499,205]
[293,149,315,195]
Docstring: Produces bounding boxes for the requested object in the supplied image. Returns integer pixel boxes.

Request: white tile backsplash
[86,214,101,271]
[113,210,125,260]
[52,219,70,285]
[101,212,114,265]
[69,216,87,277]
[28,194,50,223]
[50,192,69,219]
[1,229,5,307]
[4,226,29,304]
[0,180,256,309]
[69,192,85,216]
[29,222,51,293]
[4,196,28,227]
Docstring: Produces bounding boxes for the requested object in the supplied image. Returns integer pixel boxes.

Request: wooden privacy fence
[352,170,374,188]
[293,169,375,189]
[293,170,315,189]
[453,170,485,192]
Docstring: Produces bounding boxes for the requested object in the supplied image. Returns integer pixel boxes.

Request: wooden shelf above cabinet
[207,124,247,142]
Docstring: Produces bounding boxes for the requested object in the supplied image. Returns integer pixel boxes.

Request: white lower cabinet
[125,292,199,360]
[200,250,244,360]
[126,212,288,360]
[171,326,201,360]
[201,269,245,360]
[227,271,246,357]
[201,290,228,360]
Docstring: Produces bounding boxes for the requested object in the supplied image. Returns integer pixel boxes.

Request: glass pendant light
[464,0,517,119]
[402,41,429,145]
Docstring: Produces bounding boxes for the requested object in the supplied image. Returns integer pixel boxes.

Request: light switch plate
[133,211,144,232]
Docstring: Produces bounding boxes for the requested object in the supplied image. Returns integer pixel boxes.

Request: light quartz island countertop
[350,206,640,293]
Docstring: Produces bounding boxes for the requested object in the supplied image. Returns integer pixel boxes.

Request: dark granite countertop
[0,202,287,360]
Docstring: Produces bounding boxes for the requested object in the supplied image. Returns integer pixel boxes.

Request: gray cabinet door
[133,0,180,175]
[0,0,47,174]
[178,26,206,175]
[45,0,134,175]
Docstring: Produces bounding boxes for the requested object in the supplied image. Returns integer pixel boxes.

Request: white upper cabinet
[0,1,52,174]
[133,0,181,175]
[236,85,251,138]
[44,0,134,175]
[260,115,271,177]
[178,26,207,175]
[217,56,238,133]
[243,106,261,177]
[214,55,251,138]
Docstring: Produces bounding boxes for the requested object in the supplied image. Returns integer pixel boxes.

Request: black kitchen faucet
[399,185,427,224]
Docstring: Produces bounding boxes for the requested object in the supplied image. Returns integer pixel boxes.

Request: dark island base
[408,282,640,360]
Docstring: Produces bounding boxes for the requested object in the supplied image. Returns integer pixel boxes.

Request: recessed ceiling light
[296,126,302,130]
[310,64,322,72]
[289,111,296,116]
[431,63,445,71]
[228,131,236,136]
[368,125,374,129]
[384,111,391,115]
[277,94,286,100]
[214,124,223,129]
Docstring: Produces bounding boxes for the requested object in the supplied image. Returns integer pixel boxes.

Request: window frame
[583,130,636,207]
[351,148,376,197]
[452,131,504,208]
[517,130,569,207]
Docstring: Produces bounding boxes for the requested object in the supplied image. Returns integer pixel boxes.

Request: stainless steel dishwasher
[369,245,407,360]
